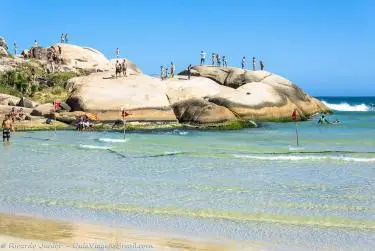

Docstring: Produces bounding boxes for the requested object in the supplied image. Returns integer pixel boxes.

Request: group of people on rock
[60,33,69,43]
[160,62,175,80]
[76,114,93,131]
[241,56,265,71]
[115,59,128,78]
[199,51,265,71]
[7,107,26,122]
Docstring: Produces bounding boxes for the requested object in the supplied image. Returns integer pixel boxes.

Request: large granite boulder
[66,72,177,121]
[0,47,7,57]
[56,43,110,72]
[0,94,21,106]
[17,97,38,108]
[172,98,236,124]
[176,66,329,121]
[31,103,54,116]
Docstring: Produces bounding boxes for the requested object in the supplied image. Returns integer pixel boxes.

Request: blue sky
[2,0,374,96]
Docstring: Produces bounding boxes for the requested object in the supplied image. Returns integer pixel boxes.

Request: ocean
[1,97,374,250]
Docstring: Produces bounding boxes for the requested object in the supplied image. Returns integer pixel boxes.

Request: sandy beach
[0,214,265,250]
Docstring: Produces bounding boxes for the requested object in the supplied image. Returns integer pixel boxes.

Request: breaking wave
[322,101,373,112]
[233,154,375,162]
[98,138,129,143]
[79,144,112,150]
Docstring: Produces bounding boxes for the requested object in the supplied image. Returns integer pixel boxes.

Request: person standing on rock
[223,56,228,67]
[2,115,14,142]
[241,56,246,69]
[13,41,17,55]
[187,64,192,80]
[160,66,164,80]
[200,51,207,65]
[216,54,221,67]
[64,33,69,43]
[252,57,256,71]
[116,48,120,58]
[122,59,128,77]
[212,53,215,66]
[260,60,264,71]
[115,60,122,78]
[170,62,175,78]
[33,40,38,47]
[60,33,65,43]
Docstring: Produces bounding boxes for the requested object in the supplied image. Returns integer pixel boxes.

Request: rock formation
[0,37,8,57]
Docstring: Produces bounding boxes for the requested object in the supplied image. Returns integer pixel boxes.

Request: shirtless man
[2,115,14,142]
[115,60,122,78]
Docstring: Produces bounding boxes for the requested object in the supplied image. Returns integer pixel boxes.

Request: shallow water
[1,97,375,250]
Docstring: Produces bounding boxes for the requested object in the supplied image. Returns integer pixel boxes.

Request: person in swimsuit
[187,64,192,80]
[2,115,14,142]
[122,59,128,77]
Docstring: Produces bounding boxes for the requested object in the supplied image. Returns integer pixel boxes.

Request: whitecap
[79,144,112,150]
[98,138,128,143]
[233,154,375,162]
[321,101,372,112]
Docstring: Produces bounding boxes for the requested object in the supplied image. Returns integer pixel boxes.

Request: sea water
[1,97,374,250]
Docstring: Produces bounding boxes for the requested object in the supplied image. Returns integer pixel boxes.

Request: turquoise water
[1,97,375,250]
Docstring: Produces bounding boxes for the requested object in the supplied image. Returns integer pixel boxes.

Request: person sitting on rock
[241,56,246,69]
[223,56,228,67]
[122,59,128,77]
[260,60,264,70]
[16,108,25,121]
[211,53,215,66]
[9,107,17,122]
[115,60,122,78]
[216,54,221,67]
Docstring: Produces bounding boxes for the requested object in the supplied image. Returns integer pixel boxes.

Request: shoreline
[0,213,264,251]
[12,119,258,132]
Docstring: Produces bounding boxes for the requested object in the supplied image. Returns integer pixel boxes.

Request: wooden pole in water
[123,117,126,139]
[295,123,299,147]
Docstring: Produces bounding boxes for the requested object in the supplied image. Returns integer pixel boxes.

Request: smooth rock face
[172,98,236,124]
[17,97,37,108]
[56,43,111,72]
[66,72,177,121]
[31,103,54,116]
[0,94,21,106]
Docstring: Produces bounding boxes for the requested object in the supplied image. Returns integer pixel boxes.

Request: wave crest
[322,101,373,112]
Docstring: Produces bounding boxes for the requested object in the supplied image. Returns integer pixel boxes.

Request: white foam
[233,154,375,162]
[322,101,371,112]
[79,144,112,150]
[98,138,128,143]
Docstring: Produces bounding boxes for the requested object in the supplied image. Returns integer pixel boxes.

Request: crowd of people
[199,51,265,71]
[160,62,175,80]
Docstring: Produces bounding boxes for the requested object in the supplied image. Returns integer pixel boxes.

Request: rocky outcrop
[173,98,236,124]
[30,103,54,116]
[0,94,21,106]
[56,43,110,72]
[66,72,177,121]
[17,97,38,108]
[0,37,8,57]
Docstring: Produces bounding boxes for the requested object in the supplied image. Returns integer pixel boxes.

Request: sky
[1,0,374,96]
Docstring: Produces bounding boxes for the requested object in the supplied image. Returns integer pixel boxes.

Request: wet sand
[0,214,265,250]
